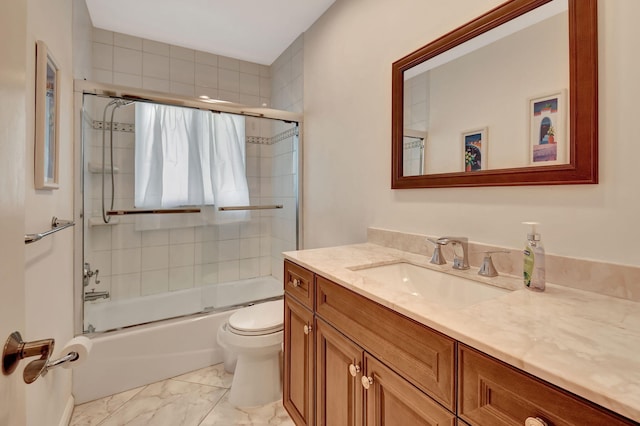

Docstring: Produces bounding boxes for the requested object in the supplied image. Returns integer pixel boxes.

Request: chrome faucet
[84,289,110,301]
[436,236,470,270]
[83,262,100,287]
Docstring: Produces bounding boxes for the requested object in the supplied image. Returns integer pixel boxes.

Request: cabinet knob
[361,375,373,389]
[303,324,312,335]
[348,363,361,377]
[525,417,548,426]
[290,278,300,288]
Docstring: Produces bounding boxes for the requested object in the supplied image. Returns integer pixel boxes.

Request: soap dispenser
[522,221,545,291]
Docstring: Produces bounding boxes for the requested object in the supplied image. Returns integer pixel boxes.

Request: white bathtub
[74,276,283,404]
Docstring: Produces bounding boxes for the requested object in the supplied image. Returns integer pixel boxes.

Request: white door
[0,0,28,424]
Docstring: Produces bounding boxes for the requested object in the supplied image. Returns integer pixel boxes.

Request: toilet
[216,299,284,407]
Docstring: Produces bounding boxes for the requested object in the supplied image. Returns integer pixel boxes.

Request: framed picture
[529,90,566,165]
[35,40,60,190]
[462,127,488,172]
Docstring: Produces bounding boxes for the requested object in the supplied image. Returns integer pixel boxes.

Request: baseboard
[59,395,75,426]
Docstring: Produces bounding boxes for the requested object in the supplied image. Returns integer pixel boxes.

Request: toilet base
[228,349,282,407]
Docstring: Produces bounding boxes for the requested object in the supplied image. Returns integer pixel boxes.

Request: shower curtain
[134,103,249,228]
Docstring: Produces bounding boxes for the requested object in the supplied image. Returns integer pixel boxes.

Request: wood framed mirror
[391,0,597,188]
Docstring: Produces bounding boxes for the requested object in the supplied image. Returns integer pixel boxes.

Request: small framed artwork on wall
[462,127,488,172]
[528,90,566,165]
[35,40,60,190]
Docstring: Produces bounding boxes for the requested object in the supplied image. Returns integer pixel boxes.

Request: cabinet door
[363,354,456,426]
[284,295,315,426]
[316,318,364,426]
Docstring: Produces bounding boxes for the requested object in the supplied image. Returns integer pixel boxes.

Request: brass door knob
[303,324,312,335]
[525,417,548,426]
[361,375,373,389]
[348,363,361,377]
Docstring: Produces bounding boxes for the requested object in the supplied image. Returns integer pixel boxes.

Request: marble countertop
[284,243,640,422]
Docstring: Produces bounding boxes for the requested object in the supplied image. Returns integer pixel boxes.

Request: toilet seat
[228,300,283,336]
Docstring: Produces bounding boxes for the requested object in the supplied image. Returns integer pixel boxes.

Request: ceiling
[85,0,336,65]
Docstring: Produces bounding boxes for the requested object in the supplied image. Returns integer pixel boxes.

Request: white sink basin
[354,262,510,309]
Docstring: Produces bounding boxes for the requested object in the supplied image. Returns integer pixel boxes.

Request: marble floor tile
[200,393,294,426]
[172,363,234,389]
[70,386,144,426]
[99,379,227,426]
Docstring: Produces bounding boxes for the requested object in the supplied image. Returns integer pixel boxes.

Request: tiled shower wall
[83,28,302,301]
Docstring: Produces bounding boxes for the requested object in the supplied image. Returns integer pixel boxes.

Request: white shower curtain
[134,103,249,228]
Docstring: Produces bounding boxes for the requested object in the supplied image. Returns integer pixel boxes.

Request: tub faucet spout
[84,290,110,301]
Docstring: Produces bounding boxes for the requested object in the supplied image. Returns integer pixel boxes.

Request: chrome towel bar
[218,205,283,211]
[24,217,75,245]
[106,208,202,215]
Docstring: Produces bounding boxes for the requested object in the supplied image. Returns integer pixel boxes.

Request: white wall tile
[112,248,141,275]
[112,223,141,249]
[169,266,194,290]
[93,43,113,70]
[195,263,218,286]
[89,249,112,277]
[217,240,239,261]
[195,86,218,99]
[218,223,239,240]
[239,258,260,279]
[140,230,169,247]
[195,63,217,88]
[195,51,218,66]
[114,33,142,50]
[89,227,111,251]
[218,260,239,282]
[169,81,195,96]
[259,256,271,275]
[110,273,141,300]
[143,77,170,93]
[195,241,218,265]
[92,68,113,84]
[113,72,143,88]
[169,243,195,268]
[169,227,195,244]
[141,270,169,295]
[170,58,195,84]
[93,28,113,44]
[240,237,260,259]
[194,226,218,242]
[217,90,240,103]
[141,245,169,271]
[218,69,240,92]
[143,39,170,56]
[143,53,170,79]
[113,47,142,75]
[218,56,239,71]
[239,94,260,107]
[170,45,194,61]
[240,60,259,75]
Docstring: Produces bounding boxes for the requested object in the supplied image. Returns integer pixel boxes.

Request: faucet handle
[478,250,510,277]
[426,238,447,265]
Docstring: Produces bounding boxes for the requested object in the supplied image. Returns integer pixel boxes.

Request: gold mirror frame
[391,0,597,188]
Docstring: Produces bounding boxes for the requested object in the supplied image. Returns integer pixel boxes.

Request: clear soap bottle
[523,222,545,291]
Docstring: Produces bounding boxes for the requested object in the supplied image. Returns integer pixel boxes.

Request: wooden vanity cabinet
[283,261,316,426]
[458,345,635,426]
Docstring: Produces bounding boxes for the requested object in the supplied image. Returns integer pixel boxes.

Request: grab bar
[218,205,283,211]
[106,208,202,216]
[25,217,75,245]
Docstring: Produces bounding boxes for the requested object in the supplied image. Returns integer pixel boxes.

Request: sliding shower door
[81,93,300,333]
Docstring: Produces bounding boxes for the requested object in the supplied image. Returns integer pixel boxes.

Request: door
[284,295,315,426]
[0,0,28,424]
[316,318,363,426]
[363,354,455,426]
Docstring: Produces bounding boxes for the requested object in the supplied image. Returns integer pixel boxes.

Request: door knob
[348,363,361,377]
[303,324,312,335]
[361,375,373,389]
[290,278,300,288]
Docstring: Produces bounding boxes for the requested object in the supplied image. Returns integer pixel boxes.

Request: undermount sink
[353,262,510,309]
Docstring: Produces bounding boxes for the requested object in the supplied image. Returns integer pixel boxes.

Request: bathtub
[73,276,283,404]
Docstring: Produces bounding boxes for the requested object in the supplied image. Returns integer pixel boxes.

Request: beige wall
[303,0,640,268]
[24,0,75,424]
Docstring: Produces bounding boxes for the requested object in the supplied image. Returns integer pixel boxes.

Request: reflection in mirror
[392,0,598,188]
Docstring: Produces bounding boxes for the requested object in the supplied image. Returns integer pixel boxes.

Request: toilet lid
[228,300,283,336]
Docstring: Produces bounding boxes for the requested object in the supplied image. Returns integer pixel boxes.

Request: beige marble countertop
[284,243,640,422]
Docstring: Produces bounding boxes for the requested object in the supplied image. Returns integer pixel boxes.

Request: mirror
[392,0,597,188]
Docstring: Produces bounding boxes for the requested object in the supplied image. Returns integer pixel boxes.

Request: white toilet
[216,299,284,407]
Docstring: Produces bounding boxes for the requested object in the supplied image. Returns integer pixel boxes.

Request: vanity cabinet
[458,345,635,426]
[284,259,315,426]
[283,259,635,426]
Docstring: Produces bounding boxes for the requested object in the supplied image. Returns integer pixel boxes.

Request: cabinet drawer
[458,344,635,426]
[284,260,314,309]
[316,276,456,411]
